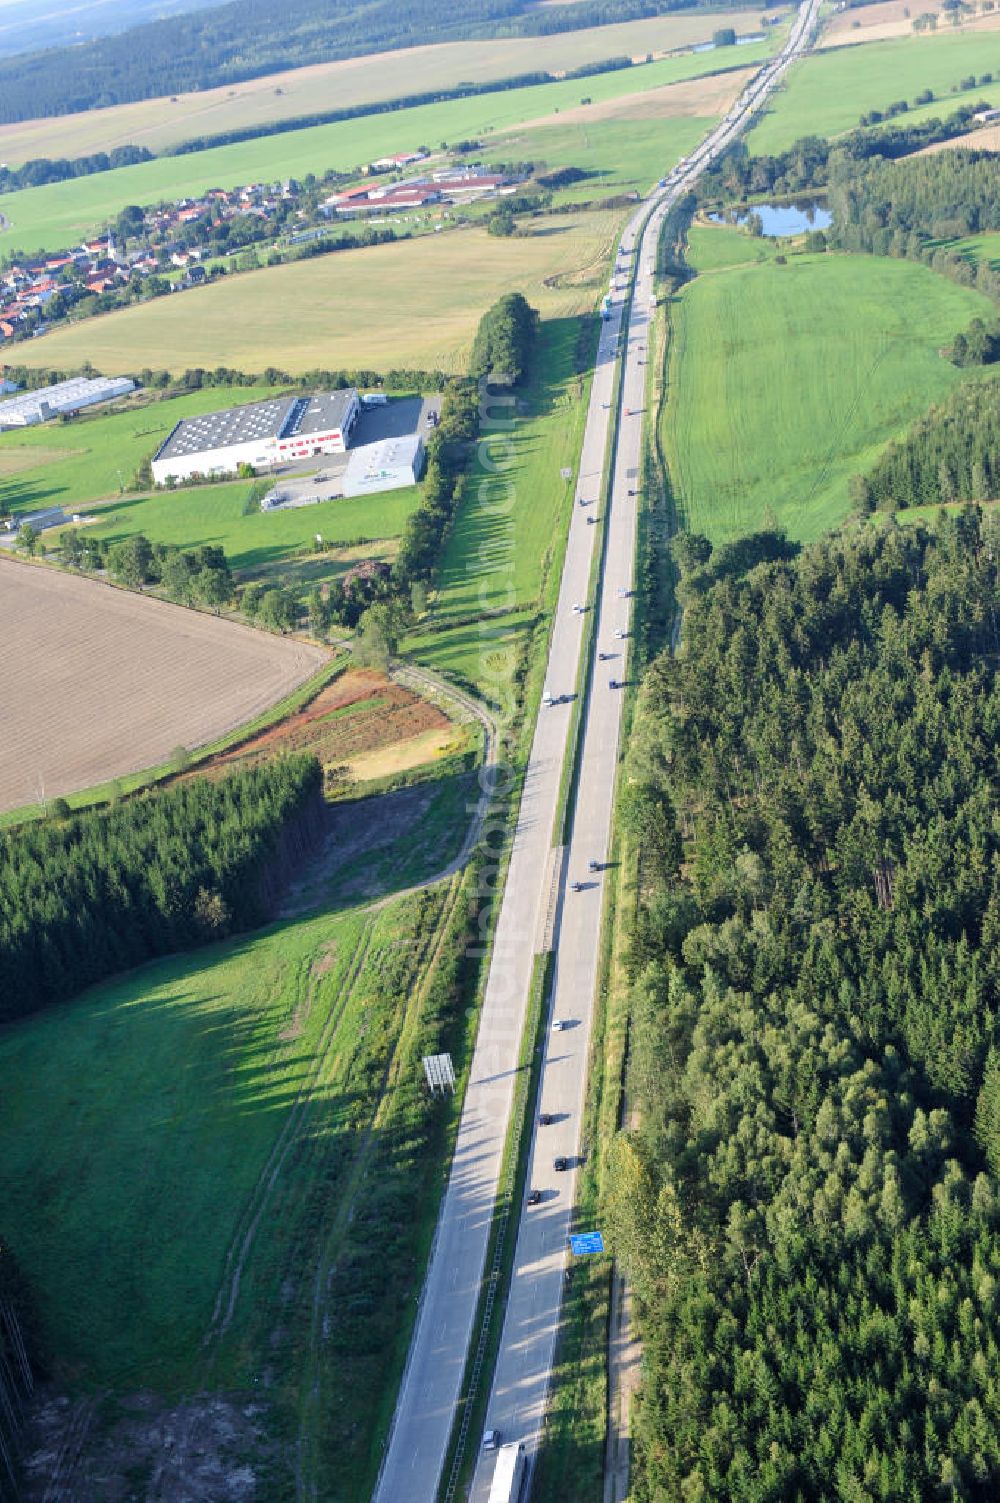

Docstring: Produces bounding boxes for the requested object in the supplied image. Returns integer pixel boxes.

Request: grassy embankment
[0,8,781,164]
[661,226,995,543]
[0,41,774,258]
[406,314,596,701]
[749,27,1000,154]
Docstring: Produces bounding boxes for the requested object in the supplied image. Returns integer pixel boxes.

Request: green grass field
[0,386,280,515]
[435,318,591,618]
[685,221,780,271]
[662,236,993,542]
[506,113,713,205]
[88,480,419,573]
[749,28,1000,153]
[0,834,474,1496]
[0,902,368,1388]
[0,43,774,258]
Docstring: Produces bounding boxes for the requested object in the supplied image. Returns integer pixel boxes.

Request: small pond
[707,200,833,237]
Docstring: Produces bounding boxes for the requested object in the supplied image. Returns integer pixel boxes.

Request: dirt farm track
[0,559,327,814]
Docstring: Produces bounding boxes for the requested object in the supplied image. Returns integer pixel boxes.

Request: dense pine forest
[859,377,1000,513]
[0,0,735,125]
[613,516,1000,1501]
[830,149,1000,258]
[0,757,322,1021]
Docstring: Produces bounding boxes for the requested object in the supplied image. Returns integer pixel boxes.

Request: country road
[373,6,822,1500]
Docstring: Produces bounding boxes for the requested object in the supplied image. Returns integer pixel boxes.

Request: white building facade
[342,433,425,497]
[0,375,134,428]
[151,389,360,485]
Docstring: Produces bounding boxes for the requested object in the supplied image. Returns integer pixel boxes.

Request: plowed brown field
[0,559,327,813]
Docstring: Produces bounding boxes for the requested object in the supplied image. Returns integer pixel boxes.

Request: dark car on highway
[554,1157,568,1172]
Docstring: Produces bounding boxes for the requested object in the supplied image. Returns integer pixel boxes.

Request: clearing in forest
[662,234,994,542]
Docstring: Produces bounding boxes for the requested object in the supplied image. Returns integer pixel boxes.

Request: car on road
[527,1190,542,1206]
[613,629,627,640]
[484,1429,501,1450]
[589,860,601,872]
[598,651,611,660]
[609,679,619,689]
[554,1157,568,1172]
[572,603,585,614]
[553,1019,568,1032]
[570,878,584,891]
[539,1113,554,1125]
[587,515,597,525]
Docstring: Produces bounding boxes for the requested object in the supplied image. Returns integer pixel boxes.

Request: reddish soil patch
[202,668,451,776]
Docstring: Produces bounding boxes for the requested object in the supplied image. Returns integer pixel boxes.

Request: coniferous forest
[0,756,322,1022]
[860,377,1000,513]
[613,515,1000,1501]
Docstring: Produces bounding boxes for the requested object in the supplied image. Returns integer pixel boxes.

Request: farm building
[342,433,425,497]
[0,375,134,428]
[151,389,360,485]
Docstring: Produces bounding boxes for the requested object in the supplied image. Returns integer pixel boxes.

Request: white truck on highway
[488,1440,526,1502]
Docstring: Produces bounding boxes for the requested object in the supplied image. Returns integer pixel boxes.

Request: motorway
[373,5,821,1500]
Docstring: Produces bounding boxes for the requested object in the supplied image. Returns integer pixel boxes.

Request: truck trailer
[488,1441,526,1503]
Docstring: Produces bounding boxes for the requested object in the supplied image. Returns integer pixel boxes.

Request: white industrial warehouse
[0,375,134,428]
[343,434,425,497]
[151,389,360,485]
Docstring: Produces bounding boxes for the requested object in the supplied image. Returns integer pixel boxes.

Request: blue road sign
[570,1231,604,1256]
